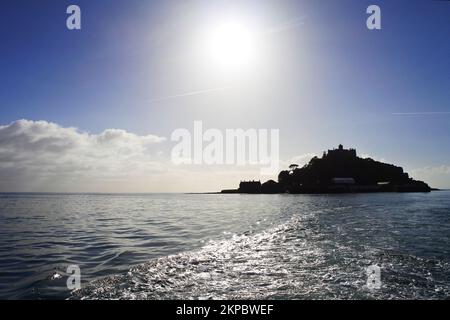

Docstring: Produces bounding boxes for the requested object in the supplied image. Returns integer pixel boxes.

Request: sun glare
[204,20,260,71]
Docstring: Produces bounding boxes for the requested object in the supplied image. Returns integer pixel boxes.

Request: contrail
[149,87,228,103]
[392,112,450,115]
[267,16,308,35]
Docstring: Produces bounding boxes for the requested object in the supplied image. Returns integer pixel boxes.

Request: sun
[204,20,259,71]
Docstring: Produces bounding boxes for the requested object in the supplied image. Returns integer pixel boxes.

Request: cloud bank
[0,120,166,192]
[0,120,265,192]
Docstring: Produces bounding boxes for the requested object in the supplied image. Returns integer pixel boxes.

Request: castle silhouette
[221,145,431,194]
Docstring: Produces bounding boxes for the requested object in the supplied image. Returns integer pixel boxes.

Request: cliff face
[222,145,432,194]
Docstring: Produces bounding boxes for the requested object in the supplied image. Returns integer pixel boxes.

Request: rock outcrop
[221,145,432,194]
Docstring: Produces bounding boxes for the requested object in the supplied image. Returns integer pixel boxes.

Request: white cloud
[0,119,270,193]
[0,120,166,192]
[360,154,388,163]
[410,166,450,189]
[279,153,316,170]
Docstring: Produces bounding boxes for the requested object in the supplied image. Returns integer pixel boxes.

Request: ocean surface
[0,192,449,300]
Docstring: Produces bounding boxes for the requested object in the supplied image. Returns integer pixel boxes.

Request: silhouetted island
[221,145,432,194]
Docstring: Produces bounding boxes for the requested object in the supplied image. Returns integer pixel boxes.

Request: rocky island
[221,145,432,194]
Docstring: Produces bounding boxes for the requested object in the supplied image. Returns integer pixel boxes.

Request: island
[221,145,432,194]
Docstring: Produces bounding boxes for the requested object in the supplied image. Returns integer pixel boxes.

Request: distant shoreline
[0,189,447,196]
[191,189,444,195]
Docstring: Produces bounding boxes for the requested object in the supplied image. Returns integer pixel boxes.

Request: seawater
[0,192,449,299]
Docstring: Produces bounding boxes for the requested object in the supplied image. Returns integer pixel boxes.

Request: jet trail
[149,87,228,103]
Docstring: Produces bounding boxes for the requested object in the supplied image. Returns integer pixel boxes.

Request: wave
[71,212,450,300]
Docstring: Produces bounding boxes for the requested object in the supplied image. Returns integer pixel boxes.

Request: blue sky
[0,0,449,191]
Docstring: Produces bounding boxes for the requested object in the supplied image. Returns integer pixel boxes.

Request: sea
[0,192,449,300]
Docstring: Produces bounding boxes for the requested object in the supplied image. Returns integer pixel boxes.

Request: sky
[0,0,449,192]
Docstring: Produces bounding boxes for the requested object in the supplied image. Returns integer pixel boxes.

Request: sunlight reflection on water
[0,192,449,299]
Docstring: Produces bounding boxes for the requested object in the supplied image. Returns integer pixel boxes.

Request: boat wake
[72,210,450,300]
